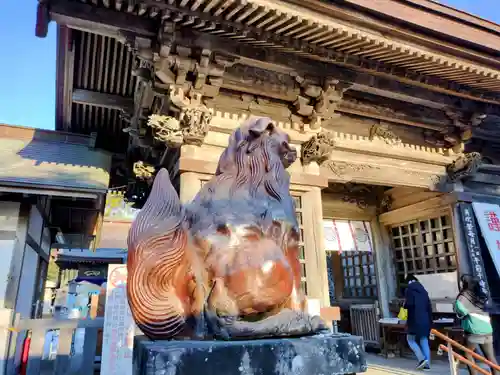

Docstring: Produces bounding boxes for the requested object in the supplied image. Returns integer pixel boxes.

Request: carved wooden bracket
[292,78,351,129]
[446,152,483,182]
[124,22,237,148]
[301,131,336,165]
[424,111,487,149]
[154,46,238,101]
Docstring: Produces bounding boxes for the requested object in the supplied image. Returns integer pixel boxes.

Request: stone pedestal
[133,333,367,375]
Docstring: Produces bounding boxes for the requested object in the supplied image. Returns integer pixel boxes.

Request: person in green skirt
[454,274,499,375]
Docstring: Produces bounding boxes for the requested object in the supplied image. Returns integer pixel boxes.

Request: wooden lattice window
[293,195,308,295]
[341,252,377,299]
[390,214,457,289]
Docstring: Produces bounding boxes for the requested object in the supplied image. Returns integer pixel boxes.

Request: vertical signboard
[472,202,500,280]
[101,265,134,375]
[459,203,491,298]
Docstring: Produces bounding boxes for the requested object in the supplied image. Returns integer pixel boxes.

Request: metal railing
[432,329,500,375]
[7,316,104,375]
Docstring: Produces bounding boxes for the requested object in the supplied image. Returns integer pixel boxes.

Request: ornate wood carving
[133,161,155,180]
[424,111,488,149]
[379,195,393,214]
[300,131,336,165]
[292,78,351,129]
[369,123,402,145]
[147,114,183,146]
[325,183,388,211]
[324,161,380,177]
[447,152,483,182]
[153,24,238,101]
[147,107,212,147]
[180,107,212,146]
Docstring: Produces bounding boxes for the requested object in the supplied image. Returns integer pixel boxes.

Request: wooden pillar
[3,202,30,375]
[0,202,22,375]
[371,217,395,318]
[301,187,330,308]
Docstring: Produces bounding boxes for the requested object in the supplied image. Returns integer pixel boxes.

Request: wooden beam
[45,0,500,113]
[72,89,134,112]
[55,26,74,132]
[180,31,500,114]
[378,194,456,226]
[35,2,50,38]
[455,191,500,204]
[48,0,157,41]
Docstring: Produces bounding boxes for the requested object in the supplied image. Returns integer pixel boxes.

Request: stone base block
[134,333,367,375]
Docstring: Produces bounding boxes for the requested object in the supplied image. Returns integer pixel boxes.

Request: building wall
[14,245,38,318]
[0,202,23,375]
[378,188,459,313]
[0,203,52,374]
[321,192,389,317]
[0,202,21,307]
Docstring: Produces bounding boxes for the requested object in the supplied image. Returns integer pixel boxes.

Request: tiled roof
[0,124,111,192]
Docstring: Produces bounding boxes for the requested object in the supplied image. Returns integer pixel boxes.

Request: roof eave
[0,182,106,199]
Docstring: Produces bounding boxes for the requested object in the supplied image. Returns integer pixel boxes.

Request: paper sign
[101,265,134,375]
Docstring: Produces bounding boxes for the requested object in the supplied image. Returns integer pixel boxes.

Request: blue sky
[0,0,497,130]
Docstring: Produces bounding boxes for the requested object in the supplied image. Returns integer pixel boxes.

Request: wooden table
[380,321,459,359]
[380,322,407,358]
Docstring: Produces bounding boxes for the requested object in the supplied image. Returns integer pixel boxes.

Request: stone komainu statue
[127,117,326,340]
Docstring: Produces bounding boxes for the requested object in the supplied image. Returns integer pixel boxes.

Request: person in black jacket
[404,275,433,371]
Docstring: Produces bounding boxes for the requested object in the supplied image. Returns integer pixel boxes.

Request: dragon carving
[127,117,326,340]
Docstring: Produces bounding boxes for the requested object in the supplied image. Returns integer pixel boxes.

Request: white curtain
[323,219,373,252]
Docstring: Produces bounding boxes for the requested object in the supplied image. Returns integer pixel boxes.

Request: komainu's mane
[188,117,298,234]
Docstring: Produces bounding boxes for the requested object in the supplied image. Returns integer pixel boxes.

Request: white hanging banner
[101,265,134,375]
[472,202,500,278]
[323,220,372,252]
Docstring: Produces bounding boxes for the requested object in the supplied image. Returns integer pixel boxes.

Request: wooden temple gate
[31,0,500,357]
